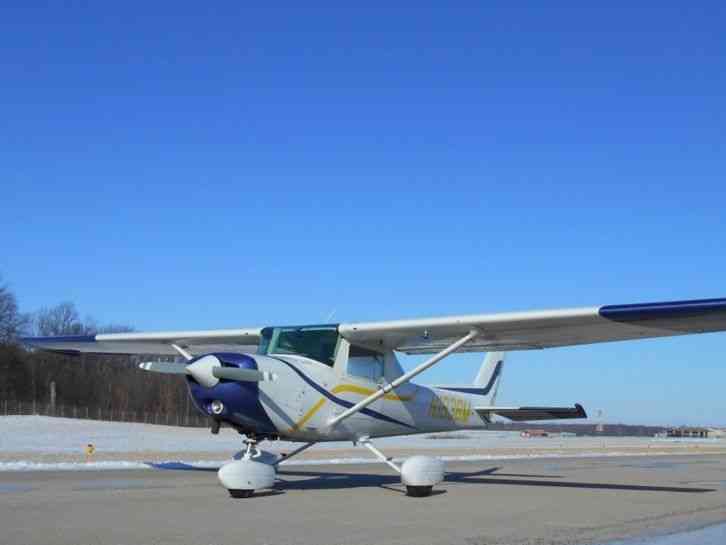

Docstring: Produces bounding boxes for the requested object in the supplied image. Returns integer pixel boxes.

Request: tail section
[433,352,505,404]
[474,351,505,404]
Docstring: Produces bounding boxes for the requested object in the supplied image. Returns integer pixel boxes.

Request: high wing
[22,329,262,356]
[21,297,726,357]
[475,404,587,422]
[339,298,726,354]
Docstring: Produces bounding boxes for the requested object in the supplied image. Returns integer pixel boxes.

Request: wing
[339,297,726,354]
[475,404,587,422]
[21,328,262,356]
[22,297,726,357]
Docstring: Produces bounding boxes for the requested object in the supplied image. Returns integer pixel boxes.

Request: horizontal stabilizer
[475,404,587,422]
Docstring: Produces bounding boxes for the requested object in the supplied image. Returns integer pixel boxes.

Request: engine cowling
[185,353,278,436]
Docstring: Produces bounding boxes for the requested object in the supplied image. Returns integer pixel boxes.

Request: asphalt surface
[2,455,726,545]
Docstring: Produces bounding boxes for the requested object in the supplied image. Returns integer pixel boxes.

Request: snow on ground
[1,416,724,472]
[0,415,513,453]
[0,415,252,454]
[2,415,721,453]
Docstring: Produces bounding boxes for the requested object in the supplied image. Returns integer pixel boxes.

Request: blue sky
[2,3,725,426]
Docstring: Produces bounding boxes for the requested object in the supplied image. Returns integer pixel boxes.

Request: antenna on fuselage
[325,309,337,322]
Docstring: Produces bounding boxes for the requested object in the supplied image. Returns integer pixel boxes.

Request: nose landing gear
[210,418,221,435]
[217,438,318,498]
[218,438,276,498]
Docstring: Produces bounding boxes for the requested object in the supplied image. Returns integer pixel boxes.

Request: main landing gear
[216,437,445,499]
[359,438,445,497]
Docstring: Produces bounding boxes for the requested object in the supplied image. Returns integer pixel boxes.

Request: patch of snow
[1,416,721,475]
[0,416,522,454]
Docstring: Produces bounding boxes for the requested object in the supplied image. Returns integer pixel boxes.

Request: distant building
[521,429,548,438]
[666,427,711,438]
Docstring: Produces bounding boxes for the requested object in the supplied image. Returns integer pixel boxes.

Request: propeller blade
[139,361,190,375]
[212,367,270,382]
[139,357,275,384]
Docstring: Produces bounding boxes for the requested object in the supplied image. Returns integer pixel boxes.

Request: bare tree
[95,323,135,334]
[33,302,86,336]
[0,292,195,422]
[0,277,27,344]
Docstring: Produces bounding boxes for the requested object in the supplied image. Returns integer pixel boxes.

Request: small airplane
[23,297,726,498]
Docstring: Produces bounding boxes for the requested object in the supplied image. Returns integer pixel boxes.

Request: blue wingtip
[600,297,726,321]
[20,335,97,344]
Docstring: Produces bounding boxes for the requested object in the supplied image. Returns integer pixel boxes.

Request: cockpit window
[260,325,339,367]
[258,328,273,355]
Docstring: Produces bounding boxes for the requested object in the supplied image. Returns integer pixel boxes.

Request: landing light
[210,400,225,415]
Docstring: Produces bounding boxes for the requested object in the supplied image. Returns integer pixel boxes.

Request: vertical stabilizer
[474,352,505,404]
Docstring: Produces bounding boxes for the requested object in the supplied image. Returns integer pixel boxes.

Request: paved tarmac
[2,455,726,545]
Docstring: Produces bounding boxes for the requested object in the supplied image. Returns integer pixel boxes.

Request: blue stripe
[21,335,97,344]
[438,361,503,396]
[272,357,416,430]
[600,298,726,322]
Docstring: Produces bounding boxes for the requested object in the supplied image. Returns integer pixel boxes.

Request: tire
[229,489,254,498]
[406,485,433,497]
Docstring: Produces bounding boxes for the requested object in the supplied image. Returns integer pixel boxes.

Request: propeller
[139,354,274,387]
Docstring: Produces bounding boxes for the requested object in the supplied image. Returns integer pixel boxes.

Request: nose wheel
[218,438,274,498]
[405,485,434,497]
[229,489,255,498]
[218,439,317,499]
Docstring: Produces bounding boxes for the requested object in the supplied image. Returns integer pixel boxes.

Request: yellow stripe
[287,384,415,433]
[332,384,414,402]
[289,398,327,432]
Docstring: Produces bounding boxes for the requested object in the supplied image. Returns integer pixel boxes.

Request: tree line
[0,277,193,418]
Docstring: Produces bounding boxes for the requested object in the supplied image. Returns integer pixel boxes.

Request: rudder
[474,352,505,404]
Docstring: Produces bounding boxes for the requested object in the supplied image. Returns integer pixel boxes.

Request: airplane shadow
[149,463,715,495]
[278,466,715,494]
[147,462,219,472]
[277,469,401,491]
[447,467,565,479]
[248,489,286,498]
[444,467,715,494]
[276,471,447,497]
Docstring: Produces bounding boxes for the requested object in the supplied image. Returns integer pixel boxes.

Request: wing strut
[327,329,480,428]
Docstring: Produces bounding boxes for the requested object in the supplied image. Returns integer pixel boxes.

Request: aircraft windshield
[259,325,340,367]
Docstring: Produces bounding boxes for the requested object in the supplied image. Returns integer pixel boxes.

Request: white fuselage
[238,353,491,442]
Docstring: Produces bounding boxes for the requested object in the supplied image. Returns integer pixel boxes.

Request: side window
[347,345,384,382]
